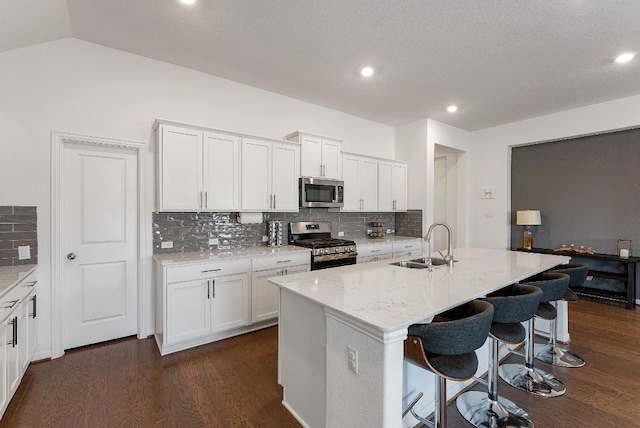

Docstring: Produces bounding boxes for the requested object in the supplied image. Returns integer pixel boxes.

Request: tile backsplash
[153,209,423,254]
[0,206,38,266]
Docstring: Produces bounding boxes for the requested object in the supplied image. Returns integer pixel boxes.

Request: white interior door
[62,143,138,350]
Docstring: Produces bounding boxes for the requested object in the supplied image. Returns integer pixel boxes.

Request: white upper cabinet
[342,153,378,211]
[157,124,202,211]
[157,123,240,211]
[287,132,342,179]
[203,132,241,211]
[241,138,300,212]
[392,162,408,211]
[378,160,408,212]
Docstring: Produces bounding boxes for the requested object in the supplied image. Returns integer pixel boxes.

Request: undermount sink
[389,260,431,269]
[410,257,456,266]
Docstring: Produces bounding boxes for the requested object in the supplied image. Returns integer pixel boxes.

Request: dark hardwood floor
[2,298,639,427]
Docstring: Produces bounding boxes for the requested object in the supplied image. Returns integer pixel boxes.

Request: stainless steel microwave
[300,177,344,208]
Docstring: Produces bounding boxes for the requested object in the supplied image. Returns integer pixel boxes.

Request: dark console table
[517,248,638,309]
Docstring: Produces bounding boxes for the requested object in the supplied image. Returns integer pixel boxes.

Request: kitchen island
[269,247,570,428]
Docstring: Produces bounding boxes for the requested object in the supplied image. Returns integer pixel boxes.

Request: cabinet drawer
[357,243,393,258]
[393,240,422,253]
[252,252,310,272]
[166,259,250,283]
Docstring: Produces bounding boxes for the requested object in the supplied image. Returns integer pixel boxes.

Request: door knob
[67,253,76,260]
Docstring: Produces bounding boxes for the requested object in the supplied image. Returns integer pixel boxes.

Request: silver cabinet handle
[201,268,221,273]
[23,280,37,288]
[207,280,210,299]
[273,194,276,210]
[67,252,76,260]
[200,191,204,209]
[212,279,215,298]
[4,300,18,309]
[204,191,208,209]
[277,260,292,264]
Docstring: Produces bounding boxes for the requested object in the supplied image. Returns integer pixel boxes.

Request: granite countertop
[0,264,37,299]
[153,245,312,266]
[269,247,570,333]
[353,235,422,246]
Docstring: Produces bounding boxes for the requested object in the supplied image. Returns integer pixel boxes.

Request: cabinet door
[166,279,211,344]
[272,142,300,211]
[392,162,408,211]
[377,160,394,212]
[359,157,379,211]
[241,138,272,211]
[0,319,8,417]
[203,132,240,211]
[210,274,249,333]
[321,139,342,179]
[6,315,20,398]
[342,154,361,211]
[158,125,203,211]
[251,268,283,323]
[300,135,323,178]
[19,295,33,376]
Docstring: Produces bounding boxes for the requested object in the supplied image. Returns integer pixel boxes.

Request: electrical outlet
[208,238,219,245]
[338,231,344,237]
[18,245,30,260]
[347,347,358,374]
[262,235,269,242]
[386,229,392,234]
[161,241,173,249]
[367,229,372,234]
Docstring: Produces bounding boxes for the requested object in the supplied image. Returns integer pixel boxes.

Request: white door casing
[51,132,147,358]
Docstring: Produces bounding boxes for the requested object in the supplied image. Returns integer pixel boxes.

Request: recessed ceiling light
[179,0,196,4]
[447,105,458,113]
[360,66,374,77]
[615,52,635,63]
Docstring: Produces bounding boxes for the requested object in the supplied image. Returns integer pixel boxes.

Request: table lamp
[516,210,541,250]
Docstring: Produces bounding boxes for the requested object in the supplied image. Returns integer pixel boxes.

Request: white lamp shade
[516,210,541,226]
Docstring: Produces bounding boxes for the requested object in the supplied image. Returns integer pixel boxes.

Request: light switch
[480,187,496,199]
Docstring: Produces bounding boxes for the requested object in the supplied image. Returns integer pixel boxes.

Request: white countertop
[269,247,570,333]
[153,245,311,266]
[353,236,421,246]
[0,264,37,298]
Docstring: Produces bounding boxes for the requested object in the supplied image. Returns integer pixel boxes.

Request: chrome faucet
[423,222,454,269]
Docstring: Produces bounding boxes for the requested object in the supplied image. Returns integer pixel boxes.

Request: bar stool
[403,300,494,428]
[456,284,542,428]
[535,263,588,368]
[499,272,569,397]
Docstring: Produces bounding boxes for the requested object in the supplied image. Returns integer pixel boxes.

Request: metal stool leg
[457,339,533,427]
[499,318,566,397]
[403,375,448,427]
[534,304,585,368]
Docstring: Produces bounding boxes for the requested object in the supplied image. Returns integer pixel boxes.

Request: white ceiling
[2,0,639,130]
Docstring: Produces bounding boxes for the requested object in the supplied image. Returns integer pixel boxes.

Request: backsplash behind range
[152,208,422,254]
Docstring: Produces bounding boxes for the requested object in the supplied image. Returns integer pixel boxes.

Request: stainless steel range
[289,221,357,270]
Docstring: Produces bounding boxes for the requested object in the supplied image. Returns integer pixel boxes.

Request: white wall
[0,38,395,358]
[396,118,470,244]
[468,94,640,249]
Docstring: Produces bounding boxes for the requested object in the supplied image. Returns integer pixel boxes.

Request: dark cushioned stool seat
[534,265,587,368]
[499,272,569,398]
[456,284,542,428]
[404,300,494,427]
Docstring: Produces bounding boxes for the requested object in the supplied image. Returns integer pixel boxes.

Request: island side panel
[279,289,327,427]
[325,311,407,428]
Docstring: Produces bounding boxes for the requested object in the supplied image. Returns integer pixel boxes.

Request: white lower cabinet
[0,267,37,420]
[155,251,311,355]
[159,259,250,354]
[392,239,423,259]
[357,242,394,263]
[251,253,310,323]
